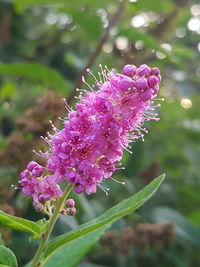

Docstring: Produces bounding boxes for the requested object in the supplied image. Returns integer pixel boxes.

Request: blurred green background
[0,0,200,266]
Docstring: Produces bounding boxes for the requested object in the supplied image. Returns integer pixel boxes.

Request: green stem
[31,183,73,267]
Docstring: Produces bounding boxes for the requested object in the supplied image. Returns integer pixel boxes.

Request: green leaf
[0,63,70,95]
[41,174,165,266]
[42,226,109,267]
[0,211,43,238]
[0,245,18,267]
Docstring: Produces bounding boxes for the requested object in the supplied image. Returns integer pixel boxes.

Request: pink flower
[19,162,62,210]
[19,64,162,205]
[45,64,162,194]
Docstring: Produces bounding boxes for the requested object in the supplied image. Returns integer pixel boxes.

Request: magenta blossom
[19,64,162,210]
[19,162,62,210]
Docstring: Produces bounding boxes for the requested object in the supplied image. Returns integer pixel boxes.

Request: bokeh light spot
[180,98,192,109]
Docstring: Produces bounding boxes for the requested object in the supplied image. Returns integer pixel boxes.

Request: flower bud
[27,161,38,171]
[32,165,43,177]
[138,64,151,76]
[19,178,28,186]
[135,77,148,90]
[38,195,45,202]
[123,64,137,77]
[66,199,75,208]
[118,76,134,92]
[34,202,43,211]
[68,207,76,216]
[151,67,160,76]
[20,169,30,179]
[148,75,159,87]
[39,194,51,202]
[139,89,152,102]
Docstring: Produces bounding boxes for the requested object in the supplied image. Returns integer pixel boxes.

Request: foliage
[0,241,18,267]
[0,175,164,267]
[0,0,200,266]
[0,211,47,238]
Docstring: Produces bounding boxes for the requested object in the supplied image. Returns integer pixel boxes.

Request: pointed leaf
[41,174,165,266]
[0,211,43,238]
[42,226,109,267]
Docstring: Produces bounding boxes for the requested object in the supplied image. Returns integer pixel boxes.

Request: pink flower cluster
[19,64,161,209]
[19,161,62,210]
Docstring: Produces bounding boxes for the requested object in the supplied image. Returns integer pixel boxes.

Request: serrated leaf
[0,211,43,238]
[0,245,18,267]
[40,174,165,266]
[0,63,70,95]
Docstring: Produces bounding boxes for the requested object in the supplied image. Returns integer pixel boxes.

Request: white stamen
[58,117,66,122]
[63,98,73,111]
[153,98,165,101]
[82,76,94,91]
[110,177,125,185]
[33,150,47,159]
[76,88,88,93]
[104,65,111,74]
[86,68,99,85]
[98,184,109,195]
[98,72,103,84]
[99,64,105,82]
[49,120,59,133]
